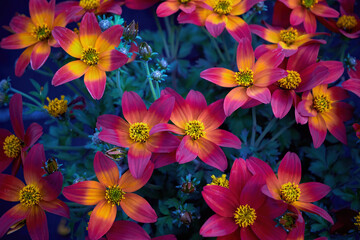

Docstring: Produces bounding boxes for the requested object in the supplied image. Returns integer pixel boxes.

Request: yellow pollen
[279,27,299,45]
[32,24,51,41]
[354,212,360,230]
[43,95,68,118]
[301,0,318,8]
[185,120,205,140]
[336,15,357,31]
[180,0,191,3]
[3,135,22,158]
[313,94,332,113]
[208,174,229,188]
[278,70,301,90]
[234,204,257,228]
[129,122,150,143]
[79,0,100,10]
[81,47,99,66]
[280,182,301,204]
[234,68,254,87]
[213,0,233,15]
[19,184,41,207]
[105,185,126,206]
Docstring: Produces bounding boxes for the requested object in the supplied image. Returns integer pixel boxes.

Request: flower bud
[0,78,10,92]
[279,212,298,231]
[151,70,163,82]
[180,211,192,225]
[158,58,169,70]
[139,42,152,61]
[123,20,138,42]
[105,147,127,161]
[99,19,111,32]
[181,181,196,193]
[43,157,62,175]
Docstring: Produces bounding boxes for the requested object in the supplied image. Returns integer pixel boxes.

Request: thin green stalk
[250,107,257,147]
[65,82,82,97]
[258,120,296,151]
[155,81,161,98]
[339,41,348,62]
[174,26,181,58]
[165,17,175,58]
[254,118,277,148]
[43,145,85,151]
[35,69,53,77]
[10,87,43,108]
[221,35,231,62]
[202,28,226,62]
[68,121,89,138]
[144,61,157,101]
[154,14,170,58]
[116,69,123,96]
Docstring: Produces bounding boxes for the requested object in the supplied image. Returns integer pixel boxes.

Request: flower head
[63,152,157,240]
[43,95,68,118]
[51,12,129,99]
[0,144,69,239]
[0,94,43,175]
[0,0,67,76]
[156,0,198,18]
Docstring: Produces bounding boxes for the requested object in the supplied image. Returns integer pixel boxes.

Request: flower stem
[250,107,256,147]
[43,145,85,151]
[154,13,170,58]
[202,28,226,63]
[35,69,54,77]
[144,61,157,101]
[254,118,277,148]
[165,16,175,58]
[10,87,43,108]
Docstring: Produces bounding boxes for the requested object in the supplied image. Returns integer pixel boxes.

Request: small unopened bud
[279,212,298,231]
[43,157,62,175]
[0,79,10,92]
[92,132,103,145]
[180,211,192,225]
[151,70,163,82]
[139,42,152,61]
[181,181,196,193]
[57,218,71,236]
[123,20,138,42]
[99,19,111,32]
[7,220,26,235]
[105,147,127,161]
[158,58,168,70]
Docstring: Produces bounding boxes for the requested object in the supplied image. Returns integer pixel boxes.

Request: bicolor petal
[26,205,48,240]
[97,50,128,72]
[30,40,51,70]
[205,13,226,38]
[198,99,225,131]
[200,68,237,88]
[197,137,227,171]
[200,214,238,237]
[0,33,38,49]
[120,192,157,223]
[88,200,117,240]
[202,185,238,217]
[204,129,241,149]
[122,91,147,124]
[156,1,180,17]
[143,95,175,128]
[309,115,327,148]
[246,86,271,104]
[39,198,70,218]
[128,143,152,179]
[226,15,251,41]
[224,87,249,116]
[84,66,106,100]
[95,25,123,53]
[298,182,331,202]
[271,89,294,119]
[94,152,119,187]
[52,27,83,58]
[293,201,333,224]
[278,152,302,185]
[229,158,252,199]
[52,60,89,86]
[62,181,105,205]
[15,46,34,77]
[79,12,101,48]
[118,162,154,193]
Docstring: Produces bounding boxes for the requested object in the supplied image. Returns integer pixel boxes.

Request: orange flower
[0,0,67,76]
[51,12,128,99]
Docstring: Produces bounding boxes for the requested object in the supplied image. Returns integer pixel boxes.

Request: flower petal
[322,111,347,145]
[143,95,175,128]
[120,193,157,223]
[271,89,294,119]
[98,128,133,148]
[97,114,129,131]
[9,15,35,33]
[29,0,54,26]
[246,86,271,104]
[146,132,179,153]
[204,129,241,149]
[97,50,129,72]
[254,68,287,87]
[298,182,331,202]
[161,88,190,128]
[38,171,63,201]
[84,66,106,100]
[9,93,25,140]
[0,204,29,238]
[342,79,360,97]
[319,61,344,84]
[30,40,51,70]
[287,43,320,72]
[52,27,83,58]
[240,175,266,210]
[62,181,105,205]
[122,91,147,124]
[229,158,252,199]
[200,68,237,88]
[156,1,180,17]
[205,13,226,38]
[253,48,285,73]
[0,174,24,201]
[197,137,227,171]
[200,214,238,237]
[0,33,38,49]
[309,115,327,148]
[290,6,305,26]
[88,200,117,240]
[251,215,286,240]
[185,90,207,120]
[15,46,34,77]
[278,152,302,185]
[202,185,238,217]
[106,220,151,240]
[311,4,339,18]
[151,152,176,169]
[39,199,70,218]
[304,10,316,33]
[292,201,333,224]
[176,135,198,164]
[128,143,152,179]
[224,87,249,116]
[236,38,254,70]
[26,205,48,240]
[24,123,43,150]
[95,25,123,53]
[240,228,258,240]
[79,12,101,48]
[250,24,280,43]
[119,161,154,192]
[198,99,225,131]
[52,60,89,86]
[23,143,46,185]
[296,64,329,92]
[225,15,251,41]
[94,151,119,187]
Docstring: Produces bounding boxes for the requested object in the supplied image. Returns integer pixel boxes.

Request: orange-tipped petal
[292,201,333,224]
[84,66,106,100]
[26,205,48,240]
[88,200,117,240]
[122,91,147,124]
[52,60,89,86]
[29,0,54,26]
[156,0,180,17]
[95,25,123,53]
[0,174,25,201]
[62,181,105,205]
[309,115,327,148]
[9,15,35,33]
[205,13,226,38]
[1,33,37,49]
[80,13,101,48]
[197,137,227,171]
[278,152,302,185]
[39,199,70,218]
[0,204,29,238]
[15,45,34,77]
[298,182,331,202]
[225,15,251,42]
[236,38,255,70]
[52,27,83,58]
[120,193,157,223]
[9,93,25,140]
[119,161,154,192]
[246,86,271,104]
[30,40,51,70]
[200,68,237,88]
[94,152,119,187]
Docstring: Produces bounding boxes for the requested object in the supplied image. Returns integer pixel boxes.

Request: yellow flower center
[81,47,99,66]
[277,70,302,90]
[234,204,257,228]
[43,95,68,118]
[180,0,191,3]
[208,174,229,188]
[129,122,150,143]
[313,94,332,113]
[336,15,357,31]
[19,184,41,207]
[280,182,301,204]
[354,212,360,230]
[105,185,126,206]
[3,135,22,158]
[234,68,254,87]
[79,0,100,10]
[301,0,318,8]
[185,120,205,140]
[279,27,299,46]
[279,212,297,230]
[32,24,52,41]
[213,0,233,15]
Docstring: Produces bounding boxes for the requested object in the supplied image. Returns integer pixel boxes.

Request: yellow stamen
[208,174,229,188]
[354,212,360,230]
[280,182,301,204]
[313,94,332,113]
[279,27,298,46]
[79,0,100,10]
[81,47,99,66]
[301,0,318,8]
[32,24,51,41]
[3,135,22,158]
[278,70,301,90]
[213,0,233,15]
[185,120,205,140]
[19,184,41,207]
[336,15,357,31]
[234,204,257,228]
[43,95,68,118]
[180,0,191,3]
[234,68,254,87]
[129,122,150,143]
[105,185,126,206]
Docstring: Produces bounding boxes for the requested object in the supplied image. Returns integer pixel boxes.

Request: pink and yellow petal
[128,143,152,179]
[120,193,157,223]
[156,1,180,17]
[0,174,25,201]
[52,27,83,58]
[253,48,285,74]
[97,114,130,132]
[15,45,34,77]
[30,40,51,70]
[310,4,339,18]
[293,201,333,224]
[98,49,128,72]
[88,200,117,240]
[200,68,237,88]
[202,185,238,217]
[176,135,198,164]
[224,87,249,116]
[254,68,287,87]
[298,182,331,202]
[119,162,154,193]
[0,204,29,238]
[39,199,70,218]
[79,12,101,48]
[52,60,89,86]
[1,32,38,50]
[197,99,226,131]
[84,66,106,100]
[26,205,48,240]
[62,181,105,205]
[143,94,175,128]
[146,132,179,153]
[250,24,281,43]
[122,91,148,124]
[309,114,327,148]
[9,15,35,33]
[246,86,271,104]
[231,0,264,15]
[197,137,227,171]
[322,111,347,145]
[29,0,53,26]
[236,38,255,70]
[205,13,226,38]
[98,128,133,148]
[200,214,238,237]
[278,152,302,185]
[95,25,123,53]
[225,15,251,41]
[185,90,207,120]
[9,93,25,140]
[94,152,119,187]
[204,129,241,149]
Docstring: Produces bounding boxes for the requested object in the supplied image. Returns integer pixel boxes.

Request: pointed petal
[99,128,133,148]
[88,200,116,240]
[290,6,305,26]
[327,86,348,102]
[24,123,43,150]
[9,93,24,140]
[304,10,316,33]
[250,24,280,43]
[204,129,241,149]
[79,12,101,48]
[293,201,333,224]
[311,4,339,18]
[231,0,264,15]
[251,216,286,240]
[0,33,38,49]
[29,0,53,26]
[309,115,327,148]
[106,220,151,240]
[240,175,266,209]
[128,143,152,179]
[240,228,258,240]
[176,136,198,164]
[226,15,251,41]
[30,40,51,70]
[122,91,147,124]
[52,60,89,86]
[246,86,271,104]
[97,114,129,131]
[9,15,35,33]
[149,123,184,135]
[146,132,179,153]
[200,214,238,237]
[52,27,83,58]
[119,162,154,192]
[254,44,278,59]
[94,151,119,187]
[39,199,70,218]
[15,46,34,77]
[319,61,344,84]
[151,152,176,169]
[95,25,123,53]
[342,79,360,97]
[62,181,105,205]
[224,87,249,116]
[202,185,238,217]
[120,193,157,223]
[205,13,226,38]
[287,44,320,72]
[254,68,288,87]
[38,171,63,201]
[197,138,227,171]
[0,204,28,238]
[26,205,48,240]
[161,88,190,128]
[198,99,226,131]
[271,89,294,119]
[200,68,237,87]
[298,182,331,202]
[229,158,252,199]
[236,38,254,70]
[296,64,329,92]
[322,111,347,145]
[98,50,128,71]
[278,152,302,185]
[156,1,180,17]
[0,174,24,201]
[23,143,46,185]
[185,90,207,120]
[84,66,106,100]
[143,95,175,128]
[253,48,285,73]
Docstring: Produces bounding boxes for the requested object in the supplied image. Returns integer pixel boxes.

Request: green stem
[221,35,231,62]
[202,28,226,63]
[154,14,170,58]
[116,69,123,96]
[258,120,296,151]
[254,118,277,148]
[144,61,157,101]
[155,81,161,98]
[43,145,85,151]
[65,82,82,97]
[68,121,89,138]
[339,41,348,62]
[250,107,257,147]
[10,88,43,108]
[35,69,53,77]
